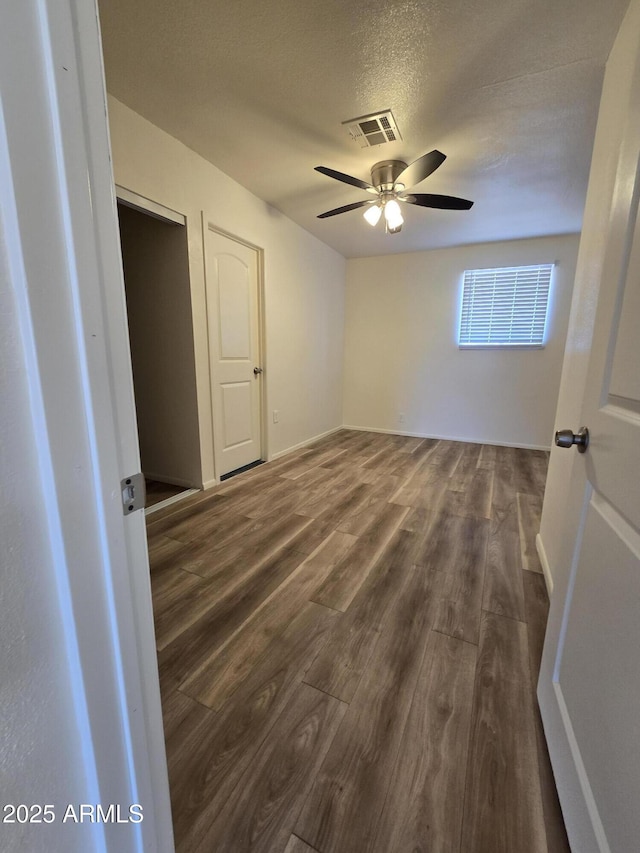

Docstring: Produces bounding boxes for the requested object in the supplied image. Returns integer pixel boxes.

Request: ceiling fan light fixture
[383,198,404,230]
[363,204,382,226]
[314,149,473,234]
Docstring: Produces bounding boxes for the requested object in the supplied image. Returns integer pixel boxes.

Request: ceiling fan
[315,150,473,234]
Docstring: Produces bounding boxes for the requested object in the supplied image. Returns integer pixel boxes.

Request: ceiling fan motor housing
[370,160,408,191]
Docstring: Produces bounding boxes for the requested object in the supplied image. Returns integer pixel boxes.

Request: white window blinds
[459,264,553,347]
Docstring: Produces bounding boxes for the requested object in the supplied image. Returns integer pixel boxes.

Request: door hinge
[121,472,146,515]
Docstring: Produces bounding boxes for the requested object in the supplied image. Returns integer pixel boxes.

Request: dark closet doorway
[117,194,202,511]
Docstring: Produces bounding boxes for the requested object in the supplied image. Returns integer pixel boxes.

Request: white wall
[118,204,201,487]
[538,0,640,588]
[343,235,579,449]
[108,98,346,484]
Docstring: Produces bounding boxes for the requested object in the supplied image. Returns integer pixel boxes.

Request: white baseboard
[144,488,199,516]
[341,424,551,452]
[536,533,554,596]
[202,478,218,490]
[269,425,343,461]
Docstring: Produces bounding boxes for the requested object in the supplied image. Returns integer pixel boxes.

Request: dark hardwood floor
[146,429,570,853]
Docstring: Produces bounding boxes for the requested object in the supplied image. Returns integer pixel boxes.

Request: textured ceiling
[98,0,629,258]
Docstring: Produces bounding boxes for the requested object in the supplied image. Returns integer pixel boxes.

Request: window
[458,263,553,348]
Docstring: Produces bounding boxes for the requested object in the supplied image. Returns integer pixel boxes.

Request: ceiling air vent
[343,110,402,148]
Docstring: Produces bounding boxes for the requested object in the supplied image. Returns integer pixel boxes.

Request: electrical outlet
[273,410,279,424]
[398,412,405,424]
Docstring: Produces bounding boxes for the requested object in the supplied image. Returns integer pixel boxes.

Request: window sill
[458,343,545,350]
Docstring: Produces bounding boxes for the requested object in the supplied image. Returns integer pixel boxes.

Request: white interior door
[539,28,640,853]
[205,227,263,478]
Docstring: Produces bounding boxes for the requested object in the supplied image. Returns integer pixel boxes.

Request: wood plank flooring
[147,429,570,853]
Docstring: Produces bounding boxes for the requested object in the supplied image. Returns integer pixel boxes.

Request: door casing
[2,0,174,849]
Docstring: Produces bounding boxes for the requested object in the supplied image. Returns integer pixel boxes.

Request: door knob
[253,366,263,375]
[555,426,589,453]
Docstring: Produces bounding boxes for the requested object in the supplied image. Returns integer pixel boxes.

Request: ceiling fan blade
[402,193,474,210]
[315,166,377,194]
[317,200,374,218]
[394,150,446,189]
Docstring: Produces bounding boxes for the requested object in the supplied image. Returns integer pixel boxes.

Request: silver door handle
[253,366,263,375]
[555,426,589,453]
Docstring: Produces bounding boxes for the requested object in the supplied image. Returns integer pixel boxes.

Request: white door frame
[116,184,186,226]
[202,216,268,479]
[2,1,174,849]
